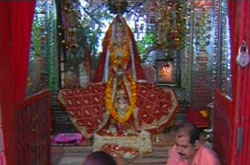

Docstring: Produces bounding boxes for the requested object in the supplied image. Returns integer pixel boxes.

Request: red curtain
[228,1,250,164]
[0,1,35,102]
[228,1,245,95]
[0,1,35,165]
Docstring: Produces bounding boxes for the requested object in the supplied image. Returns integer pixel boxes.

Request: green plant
[136,32,157,62]
[32,18,42,56]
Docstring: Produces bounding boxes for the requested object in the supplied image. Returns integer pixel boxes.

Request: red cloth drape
[0,1,35,102]
[228,1,246,98]
[93,15,144,83]
[228,1,250,164]
[0,1,35,165]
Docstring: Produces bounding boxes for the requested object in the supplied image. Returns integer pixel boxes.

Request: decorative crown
[107,0,128,14]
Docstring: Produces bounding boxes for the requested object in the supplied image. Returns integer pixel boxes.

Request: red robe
[59,15,178,139]
[93,15,144,83]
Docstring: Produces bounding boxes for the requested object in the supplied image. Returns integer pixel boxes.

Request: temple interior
[0,0,250,165]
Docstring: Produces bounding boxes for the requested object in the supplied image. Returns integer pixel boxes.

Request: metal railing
[16,90,51,165]
[213,89,233,165]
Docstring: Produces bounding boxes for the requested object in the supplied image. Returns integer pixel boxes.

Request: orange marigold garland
[105,75,137,125]
[108,25,131,69]
[109,43,130,69]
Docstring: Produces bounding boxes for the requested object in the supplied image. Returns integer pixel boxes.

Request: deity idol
[94,15,144,83]
[59,15,178,139]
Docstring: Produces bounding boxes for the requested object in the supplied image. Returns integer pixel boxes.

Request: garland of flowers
[105,74,137,125]
[108,25,130,69]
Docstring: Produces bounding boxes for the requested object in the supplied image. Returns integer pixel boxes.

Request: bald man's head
[175,122,200,145]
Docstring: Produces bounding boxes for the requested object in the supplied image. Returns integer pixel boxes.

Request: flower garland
[105,75,137,125]
[108,26,130,70]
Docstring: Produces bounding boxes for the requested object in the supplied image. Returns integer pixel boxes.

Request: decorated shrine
[26,0,229,135]
[25,0,232,159]
[58,14,178,141]
[2,0,250,164]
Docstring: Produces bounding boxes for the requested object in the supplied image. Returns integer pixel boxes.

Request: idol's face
[115,29,124,38]
[115,24,125,40]
[175,134,198,161]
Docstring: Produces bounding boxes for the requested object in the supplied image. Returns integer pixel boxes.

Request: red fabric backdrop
[0,1,35,165]
[228,1,250,164]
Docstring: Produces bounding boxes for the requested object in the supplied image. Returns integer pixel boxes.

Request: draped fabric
[59,83,178,138]
[0,1,35,165]
[228,1,246,97]
[60,15,178,139]
[228,1,250,164]
[93,15,144,83]
[0,1,35,102]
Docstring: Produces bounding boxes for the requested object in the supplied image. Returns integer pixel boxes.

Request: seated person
[83,151,117,165]
[167,122,220,165]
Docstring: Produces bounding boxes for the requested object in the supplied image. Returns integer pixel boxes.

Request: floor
[51,133,174,165]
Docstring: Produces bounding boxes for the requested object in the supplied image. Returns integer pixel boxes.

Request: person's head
[174,121,200,162]
[113,16,127,44]
[83,151,117,165]
[108,151,127,165]
[115,20,125,38]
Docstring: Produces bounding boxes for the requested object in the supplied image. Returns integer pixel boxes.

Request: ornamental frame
[155,58,180,86]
